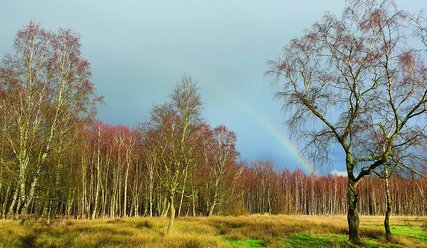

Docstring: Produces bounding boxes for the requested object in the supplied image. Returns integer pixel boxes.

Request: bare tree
[0,22,97,219]
[145,75,202,233]
[205,125,238,216]
[268,0,426,243]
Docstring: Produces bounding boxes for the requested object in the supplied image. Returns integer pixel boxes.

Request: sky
[1,0,426,174]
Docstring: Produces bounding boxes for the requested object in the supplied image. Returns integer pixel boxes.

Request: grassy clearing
[0,215,426,247]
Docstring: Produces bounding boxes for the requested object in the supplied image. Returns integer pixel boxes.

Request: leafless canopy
[268,0,427,179]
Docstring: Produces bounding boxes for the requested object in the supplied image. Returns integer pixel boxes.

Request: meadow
[0,215,426,248]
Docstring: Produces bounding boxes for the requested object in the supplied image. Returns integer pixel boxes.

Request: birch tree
[205,125,238,216]
[0,22,97,219]
[268,0,427,243]
[146,75,202,233]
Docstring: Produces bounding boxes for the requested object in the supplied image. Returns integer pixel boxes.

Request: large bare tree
[268,0,426,243]
[0,22,98,219]
[144,75,203,233]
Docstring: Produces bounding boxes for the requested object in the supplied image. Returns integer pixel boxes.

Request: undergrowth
[0,215,425,247]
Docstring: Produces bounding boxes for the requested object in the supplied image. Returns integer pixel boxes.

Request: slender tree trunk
[192,190,196,217]
[167,194,175,234]
[149,180,153,217]
[161,197,169,217]
[2,185,10,218]
[103,165,110,218]
[123,162,129,217]
[147,157,155,217]
[208,203,216,217]
[384,167,392,241]
[100,179,106,218]
[117,170,122,217]
[24,164,42,216]
[177,168,188,217]
[80,156,86,219]
[347,179,360,244]
[18,160,29,219]
[8,184,19,218]
[0,181,2,210]
[92,178,100,219]
[132,164,139,217]
[66,189,73,218]
[44,193,52,225]
[134,195,139,217]
[414,182,425,216]
[110,176,116,218]
[92,147,101,220]
[208,177,220,216]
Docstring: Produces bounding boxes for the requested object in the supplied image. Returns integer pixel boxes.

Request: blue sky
[1,0,425,174]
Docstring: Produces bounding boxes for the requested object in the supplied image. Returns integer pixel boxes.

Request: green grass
[0,215,426,247]
[283,233,410,248]
[285,233,335,247]
[391,225,427,242]
[226,238,264,248]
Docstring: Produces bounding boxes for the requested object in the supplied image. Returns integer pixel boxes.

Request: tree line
[1,114,426,221]
[241,162,426,216]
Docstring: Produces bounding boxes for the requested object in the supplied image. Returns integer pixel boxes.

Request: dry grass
[0,215,426,247]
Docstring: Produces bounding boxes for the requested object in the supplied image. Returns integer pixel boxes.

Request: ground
[0,215,426,247]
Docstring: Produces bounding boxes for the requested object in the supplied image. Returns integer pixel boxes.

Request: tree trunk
[18,160,28,219]
[208,202,215,217]
[149,181,153,217]
[24,164,42,217]
[123,162,129,217]
[192,190,196,217]
[92,163,100,219]
[80,156,87,219]
[167,195,175,234]
[8,184,19,218]
[177,168,188,217]
[66,189,73,218]
[384,172,392,241]
[208,177,220,217]
[161,200,168,217]
[347,179,360,244]
[92,143,101,220]
[2,185,10,218]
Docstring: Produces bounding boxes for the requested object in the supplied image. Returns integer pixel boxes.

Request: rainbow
[212,85,314,174]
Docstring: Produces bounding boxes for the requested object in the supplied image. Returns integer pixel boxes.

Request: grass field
[0,215,426,247]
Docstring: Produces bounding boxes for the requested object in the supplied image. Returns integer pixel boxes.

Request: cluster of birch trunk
[241,162,426,216]
[0,66,243,228]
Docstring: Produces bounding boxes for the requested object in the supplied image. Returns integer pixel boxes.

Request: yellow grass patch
[0,215,425,247]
